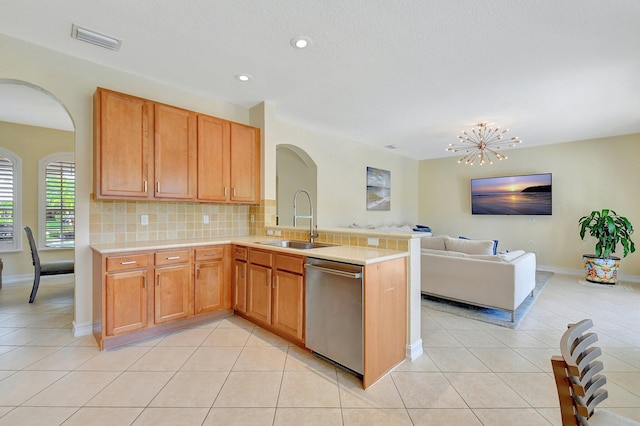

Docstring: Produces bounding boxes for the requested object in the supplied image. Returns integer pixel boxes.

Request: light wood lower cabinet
[105,267,149,336]
[93,245,231,350]
[194,246,231,314]
[247,262,272,324]
[232,246,248,313]
[272,258,305,341]
[363,257,407,388]
[237,247,305,343]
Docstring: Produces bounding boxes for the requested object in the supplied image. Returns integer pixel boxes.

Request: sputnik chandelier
[446,122,522,165]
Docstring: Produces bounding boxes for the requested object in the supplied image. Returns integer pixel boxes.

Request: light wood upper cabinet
[94,89,152,199]
[154,104,197,200]
[94,88,260,204]
[197,116,260,203]
[229,122,260,203]
[197,115,230,202]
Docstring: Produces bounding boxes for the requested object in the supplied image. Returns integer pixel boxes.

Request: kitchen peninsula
[91,236,408,388]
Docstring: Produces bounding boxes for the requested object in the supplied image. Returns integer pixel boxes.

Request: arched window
[39,153,75,248]
[0,147,22,252]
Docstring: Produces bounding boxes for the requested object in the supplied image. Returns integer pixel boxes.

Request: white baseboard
[537,265,640,284]
[72,320,93,337]
[406,339,424,361]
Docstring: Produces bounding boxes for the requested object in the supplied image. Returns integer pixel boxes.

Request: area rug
[421,271,554,329]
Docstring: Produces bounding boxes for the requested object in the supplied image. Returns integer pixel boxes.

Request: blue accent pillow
[413,225,432,232]
[459,236,498,255]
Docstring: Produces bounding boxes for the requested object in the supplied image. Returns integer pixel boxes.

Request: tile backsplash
[90,199,256,244]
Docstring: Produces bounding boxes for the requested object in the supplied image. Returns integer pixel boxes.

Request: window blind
[0,155,14,243]
[45,160,75,247]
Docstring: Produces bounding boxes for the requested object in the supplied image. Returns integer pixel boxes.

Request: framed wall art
[366,166,390,211]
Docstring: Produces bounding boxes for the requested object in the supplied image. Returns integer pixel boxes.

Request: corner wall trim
[73,321,93,337]
[406,339,423,361]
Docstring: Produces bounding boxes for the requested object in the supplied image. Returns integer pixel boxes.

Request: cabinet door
[197,115,230,202]
[154,104,197,200]
[233,260,248,313]
[95,89,152,199]
[155,264,192,324]
[247,263,272,324]
[272,270,304,341]
[195,260,228,314]
[106,269,148,335]
[229,122,260,203]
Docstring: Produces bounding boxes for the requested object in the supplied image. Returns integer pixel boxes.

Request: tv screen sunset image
[471,173,552,215]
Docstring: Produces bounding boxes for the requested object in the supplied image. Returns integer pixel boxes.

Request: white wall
[271,118,419,228]
[418,133,640,278]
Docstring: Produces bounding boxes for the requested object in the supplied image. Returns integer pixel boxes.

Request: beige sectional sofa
[420,235,537,321]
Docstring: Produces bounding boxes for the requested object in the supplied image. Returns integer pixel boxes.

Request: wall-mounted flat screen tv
[471,173,552,215]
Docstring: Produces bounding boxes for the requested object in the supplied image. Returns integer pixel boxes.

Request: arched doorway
[0,79,75,323]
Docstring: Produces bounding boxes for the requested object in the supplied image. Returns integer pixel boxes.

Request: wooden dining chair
[24,226,74,303]
[551,319,640,425]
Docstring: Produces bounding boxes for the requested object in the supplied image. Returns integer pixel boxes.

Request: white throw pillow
[444,236,495,255]
[421,235,447,250]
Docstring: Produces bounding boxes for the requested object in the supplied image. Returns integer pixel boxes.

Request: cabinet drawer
[249,249,272,267]
[233,246,248,261]
[155,249,190,265]
[195,246,225,261]
[274,254,304,275]
[106,254,149,272]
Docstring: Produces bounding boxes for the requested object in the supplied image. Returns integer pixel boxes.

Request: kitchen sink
[257,240,335,250]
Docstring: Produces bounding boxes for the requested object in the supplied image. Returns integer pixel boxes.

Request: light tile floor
[1,273,640,425]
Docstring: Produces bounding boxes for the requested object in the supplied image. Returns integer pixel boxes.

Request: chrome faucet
[293,189,319,243]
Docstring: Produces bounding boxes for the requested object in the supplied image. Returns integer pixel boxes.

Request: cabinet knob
[120,261,137,265]
[143,180,148,193]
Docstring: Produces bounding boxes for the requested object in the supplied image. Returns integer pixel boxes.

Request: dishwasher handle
[304,263,362,279]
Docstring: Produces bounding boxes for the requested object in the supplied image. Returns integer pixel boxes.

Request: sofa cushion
[498,250,526,262]
[459,235,498,254]
[445,236,495,255]
[421,248,468,258]
[421,235,447,250]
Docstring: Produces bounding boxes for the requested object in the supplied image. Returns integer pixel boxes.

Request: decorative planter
[582,254,621,284]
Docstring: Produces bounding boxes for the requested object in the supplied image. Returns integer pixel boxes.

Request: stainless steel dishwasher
[304,258,364,375]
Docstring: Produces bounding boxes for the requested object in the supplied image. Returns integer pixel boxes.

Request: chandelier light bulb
[446,122,522,166]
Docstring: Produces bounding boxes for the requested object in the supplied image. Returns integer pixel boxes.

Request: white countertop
[90,235,409,265]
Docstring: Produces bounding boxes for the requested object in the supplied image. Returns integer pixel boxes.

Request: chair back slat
[560,319,594,376]
[552,319,610,425]
[24,225,40,267]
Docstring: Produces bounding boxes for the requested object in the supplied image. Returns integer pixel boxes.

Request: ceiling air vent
[71,24,122,51]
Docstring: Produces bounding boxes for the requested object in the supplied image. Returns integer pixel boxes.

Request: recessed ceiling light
[71,24,121,51]
[290,36,311,49]
[235,74,252,82]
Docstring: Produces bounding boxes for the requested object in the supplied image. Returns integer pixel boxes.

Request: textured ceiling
[1,0,639,160]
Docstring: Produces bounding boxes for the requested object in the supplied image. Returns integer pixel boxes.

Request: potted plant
[579,209,635,284]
